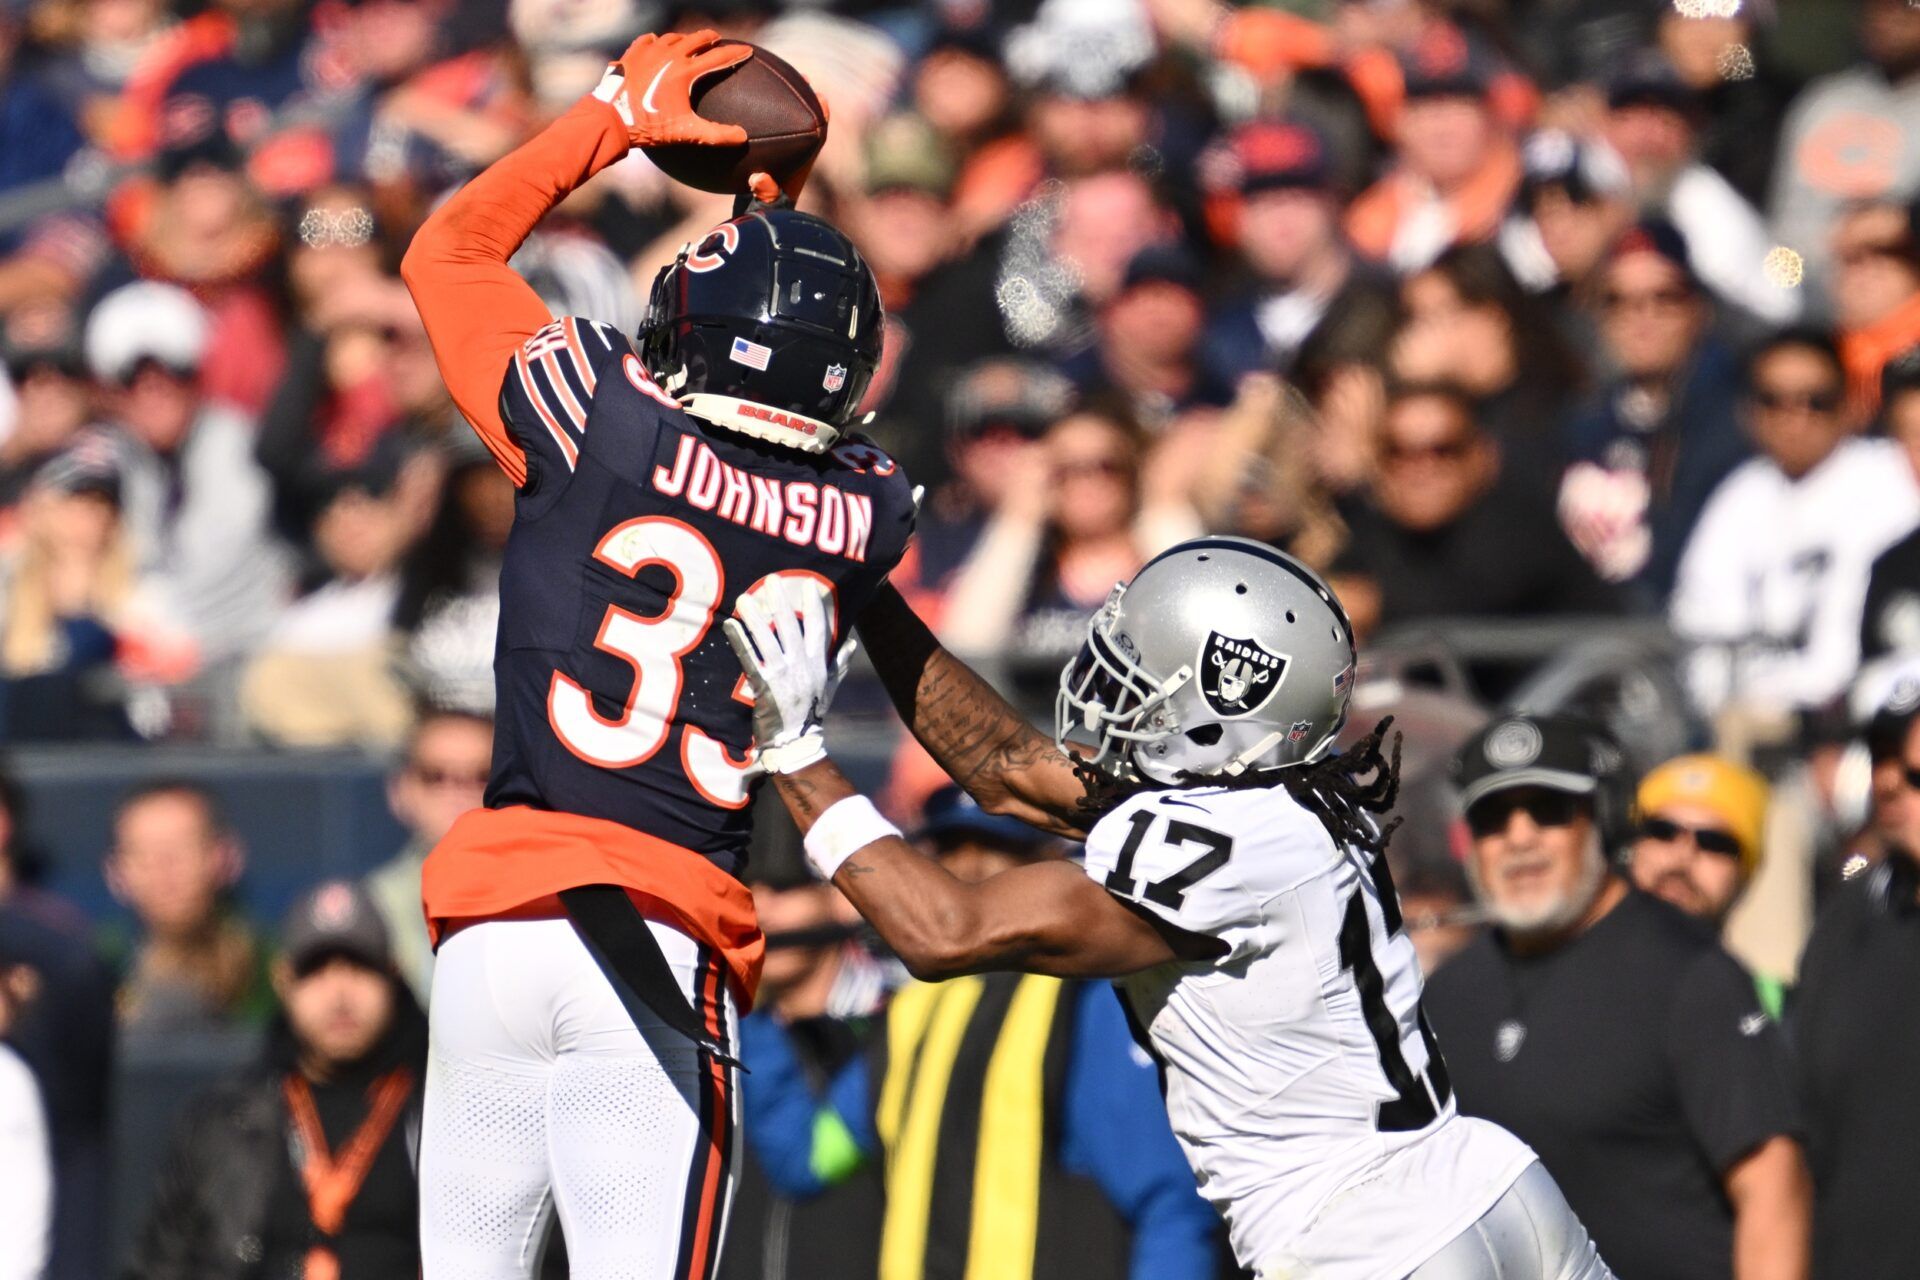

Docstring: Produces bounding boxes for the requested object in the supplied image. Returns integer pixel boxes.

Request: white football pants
[1409,1160,1615,1280]
[420,916,740,1279]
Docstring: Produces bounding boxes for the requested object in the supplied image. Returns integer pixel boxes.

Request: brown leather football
[643,41,826,196]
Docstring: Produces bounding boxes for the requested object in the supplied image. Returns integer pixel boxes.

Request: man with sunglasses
[1627,755,1787,1017]
[1671,327,1920,723]
[1558,221,1750,602]
[1424,713,1810,1280]
[363,708,495,1004]
[1331,382,1616,639]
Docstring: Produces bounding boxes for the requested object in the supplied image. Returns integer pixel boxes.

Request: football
[643,41,826,196]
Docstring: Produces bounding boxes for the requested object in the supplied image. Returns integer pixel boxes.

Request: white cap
[85,281,210,385]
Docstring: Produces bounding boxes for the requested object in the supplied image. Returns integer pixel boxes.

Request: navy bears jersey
[488,316,914,874]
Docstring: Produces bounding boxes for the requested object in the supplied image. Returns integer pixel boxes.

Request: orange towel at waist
[423,805,763,1008]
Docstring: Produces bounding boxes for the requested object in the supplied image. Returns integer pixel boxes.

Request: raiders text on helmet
[1056,536,1358,785]
[640,208,884,453]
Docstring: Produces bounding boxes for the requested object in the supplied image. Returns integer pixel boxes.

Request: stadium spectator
[1602,49,1799,328]
[1346,26,1521,273]
[1628,754,1787,1016]
[253,189,427,534]
[994,169,1177,358]
[724,828,889,1280]
[120,129,287,415]
[0,303,91,511]
[0,1,84,205]
[0,770,115,1280]
[0,921,54,1280]
[239,443,436,749]
[1330,383,1616,640]
[1862,357,1920,659]
[842,111,986,485]
[363,706,492,1002]
[938,398,1195,661]
[105,780,268,1031]
[901,358,1076,604]
[1829,671,1920,888]
[1389,244,1582,488]
[1186,373,1346,568]
[0,441,144,740]
[1672,328,1920,720]
[1558,221,1750,601]
[1654,1,1791,211]
[83,281,291,691]
[24,0,176,154]
[1062,243,1227,428]
[319,0,529,192]
[393,428,506,713]
[739,786,1220,1280]
[1503,130,1633,346]
[125,879,426,1280]
[1769,0,1920,291]
[1006,5,1155,184]
[1792,689,1920,1278]
[1830,200,1920,417]
[1200,119,1396,385]
[911,30,1017,232]
[1427,714,1811,1280]
[1396,855,1478,977]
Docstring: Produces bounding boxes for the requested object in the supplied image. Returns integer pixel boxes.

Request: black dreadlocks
[1278,717,1403,859]
[1073,717,1405,859]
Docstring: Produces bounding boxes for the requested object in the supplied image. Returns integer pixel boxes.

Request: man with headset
[1423,714,1811,1280]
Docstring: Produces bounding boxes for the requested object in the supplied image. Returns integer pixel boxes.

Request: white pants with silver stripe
[1409,1160,1615,1280]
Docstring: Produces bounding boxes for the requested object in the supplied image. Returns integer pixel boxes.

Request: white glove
[723,577,856,775]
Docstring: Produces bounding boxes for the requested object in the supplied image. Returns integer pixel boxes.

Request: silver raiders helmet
[1055,536,1357,785]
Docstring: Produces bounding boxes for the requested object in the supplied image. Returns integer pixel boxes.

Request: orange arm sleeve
[400,96,633,486]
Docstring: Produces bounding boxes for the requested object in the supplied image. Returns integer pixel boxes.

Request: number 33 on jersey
[458,315,914,877]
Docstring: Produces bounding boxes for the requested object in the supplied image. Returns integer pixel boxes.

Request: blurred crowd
[0,0,1914,752]
[6,0,1920,1274]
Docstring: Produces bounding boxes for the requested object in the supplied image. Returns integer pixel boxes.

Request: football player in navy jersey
[399,30,913,1279]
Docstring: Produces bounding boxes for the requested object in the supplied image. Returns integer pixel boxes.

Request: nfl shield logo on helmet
[1196,631,1288,718]
[822,363,847,393]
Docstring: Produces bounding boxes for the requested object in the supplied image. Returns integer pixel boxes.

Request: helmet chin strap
[1222,730,1286,777]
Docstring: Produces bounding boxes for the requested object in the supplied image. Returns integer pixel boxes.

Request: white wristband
[803,795,901,880]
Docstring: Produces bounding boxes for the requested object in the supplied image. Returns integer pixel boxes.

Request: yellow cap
[1636,754,1770,876]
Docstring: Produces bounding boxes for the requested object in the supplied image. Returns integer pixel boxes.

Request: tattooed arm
[727,580,1219,978]
[768,759,1210,979]
[856,584,1093,838]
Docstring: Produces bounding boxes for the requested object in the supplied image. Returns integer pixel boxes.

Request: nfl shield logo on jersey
[822,363,847,393]
[1197,632,1288,718]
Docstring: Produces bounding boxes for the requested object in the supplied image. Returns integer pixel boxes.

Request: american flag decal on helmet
[729,336,772,371]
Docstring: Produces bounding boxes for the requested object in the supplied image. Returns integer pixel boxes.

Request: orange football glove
[592,30,751,149]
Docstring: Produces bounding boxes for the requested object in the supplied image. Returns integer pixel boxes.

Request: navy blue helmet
[640,208,884,454]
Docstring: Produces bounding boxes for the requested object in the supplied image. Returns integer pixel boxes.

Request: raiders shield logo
[822,363,847,393]
[1196,632,1288,718]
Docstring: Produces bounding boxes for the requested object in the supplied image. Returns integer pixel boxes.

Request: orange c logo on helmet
[685,223,740,273]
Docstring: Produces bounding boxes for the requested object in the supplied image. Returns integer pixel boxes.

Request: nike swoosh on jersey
[640,64,671,114]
